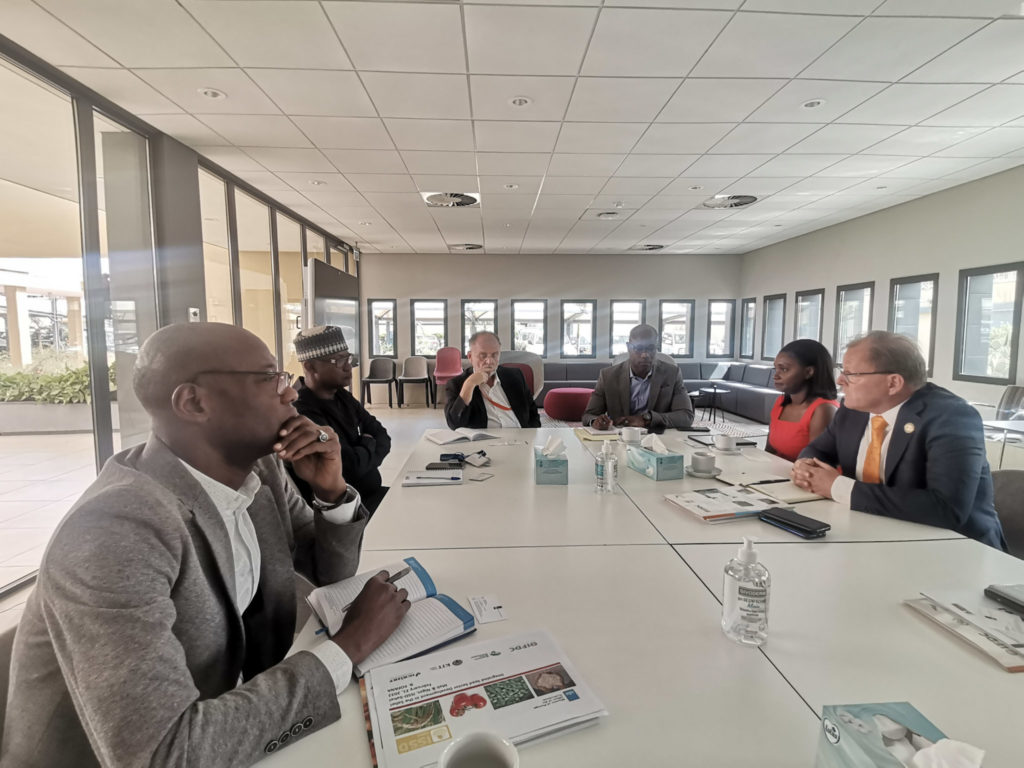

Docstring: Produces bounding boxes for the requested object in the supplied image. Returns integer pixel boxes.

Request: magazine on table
[904,595,1024,673]
[363,629,607,768]
[425,428,499,445]
[665,486,790,523]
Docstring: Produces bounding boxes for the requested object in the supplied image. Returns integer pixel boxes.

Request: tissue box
[626,445,685,481]
[534,447,568,485]
[815,703,946,768]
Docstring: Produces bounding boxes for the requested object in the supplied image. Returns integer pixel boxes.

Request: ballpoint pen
[411,475,461,481]
[341,566,412,613]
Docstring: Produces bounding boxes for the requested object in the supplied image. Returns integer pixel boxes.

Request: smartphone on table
[759,508,830,539]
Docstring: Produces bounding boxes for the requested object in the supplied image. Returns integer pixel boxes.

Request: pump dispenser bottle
[722,537,770,646]
[594,440,618,493]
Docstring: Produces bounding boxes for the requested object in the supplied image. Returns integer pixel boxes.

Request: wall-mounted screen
[305,257,360,365]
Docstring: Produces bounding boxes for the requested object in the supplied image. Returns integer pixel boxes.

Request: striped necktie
[862,415,888,484]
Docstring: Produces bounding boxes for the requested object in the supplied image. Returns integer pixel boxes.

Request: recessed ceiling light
[875,185,888,190]
[773,224,783,228]
[308,179,326,186]
[505,223,512,228]
[197,87,227,100]
[612,200,625,209]
[596,211,619,220]
[802,98,826,109]
[701,194,758,209]
[504,183,519,191]
[509,96,531,107]
[358,221,372,226]
[450,243,483,251]
[688,185,704,191]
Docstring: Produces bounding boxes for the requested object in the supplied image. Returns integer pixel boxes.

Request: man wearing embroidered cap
[792,330,1005,549]
[292,325,392,513]
[445,330,540,429]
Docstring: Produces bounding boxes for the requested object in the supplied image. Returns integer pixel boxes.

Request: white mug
[691,451,717,473]
[713,433,737,451]
[438,731,519,768]
[621,426,643,443]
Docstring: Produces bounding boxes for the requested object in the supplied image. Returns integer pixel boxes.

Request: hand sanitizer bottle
[595,440,617,493]
[722,537,770,646]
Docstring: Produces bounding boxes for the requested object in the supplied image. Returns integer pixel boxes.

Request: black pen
[342,567,412,613]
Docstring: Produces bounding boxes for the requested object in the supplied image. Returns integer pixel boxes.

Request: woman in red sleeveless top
[766,339,839,462]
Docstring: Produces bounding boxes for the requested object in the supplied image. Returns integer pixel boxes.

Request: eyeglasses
[192,370,294,394]
[835,367,895,380]
[628,343,658,354]
[321,354,352,368]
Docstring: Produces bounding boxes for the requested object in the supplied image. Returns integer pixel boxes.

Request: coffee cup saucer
[712,446,742,455]
[686,465,722,479]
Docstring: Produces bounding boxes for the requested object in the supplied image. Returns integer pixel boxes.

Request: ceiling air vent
[449,243,483,251]
[701,194,758,209]
[422,192,480,208]
[633,244,665,251]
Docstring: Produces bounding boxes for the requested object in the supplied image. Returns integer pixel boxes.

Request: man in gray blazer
[3,323,409,767]
[583,324,694,433]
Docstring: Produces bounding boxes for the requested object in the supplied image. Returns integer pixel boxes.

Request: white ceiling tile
[606,1,742,8]
[566,78,680,122]
[278,173,355,193]
[345,174,418,193]
[802,17,985,81]
[878,157,985,179]
[582,8,730,77]
[383,119,474,151]
[720,177,801,195]
[614,154,697,176]
[474,121,560,153]
[183,0,351,69]
[464,5,598,75]
[942,157,1024,179]
[633,123,735,154]
[554,123,647,153]
[0,0,118,67]
[198,115,311,147]
[906,20,1024,83]
[361,192,424,210]
[133,68,279,114]
[743,0,884,12]
[414,175,480,192]
[195,146,266,172]
[247,70,376,117]
[783,177,868,196]
[292,117,394,150]
[243,148,334,173]
[748,80,888,123]
[581,205,641,219]
[484,194,537,212]
[657,78,786,123]
[874,1,1023,19]
[841,177,931,195]
[60,68,182,114]
[401,151,477,175]
[747,154,845,176]
[683,154,771,177]
[691,13,859,78]
[934,127,1024,157]
[710,123,821,153]
[547,154,626,176]
[477,153,550,175]
[361,73,470,119]
[839,84,986,126]
[660,177,735,195]
[470,76,575,121]
[922,85,1024,127]
[142,114,229,146]
[789,124,904,154]
[817,155,912,177]
[234,170,291,192]
[535,194,595,211]
[36,0,233,67]
[323,1,465,73]
[479,176,542,194]
[322,149,406,174]
[600,178,672,195]
[862,126,985,156]
[541,177,605,195]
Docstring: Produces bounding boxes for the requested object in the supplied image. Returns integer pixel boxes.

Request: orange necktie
[862,415,888,484]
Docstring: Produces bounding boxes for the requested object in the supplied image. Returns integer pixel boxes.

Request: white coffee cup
[438,731,519,768]
[691,451,717,473]
[621,426,643,443]
[713,433,737,451]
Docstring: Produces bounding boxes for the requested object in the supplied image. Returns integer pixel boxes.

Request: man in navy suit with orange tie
[792,331,1006,549]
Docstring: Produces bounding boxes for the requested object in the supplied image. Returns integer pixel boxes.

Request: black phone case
[759,509,830,538]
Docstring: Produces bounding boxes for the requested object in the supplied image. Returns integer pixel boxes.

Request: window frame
[706,299,736,359]
[409,298,448,359]
[888,273,938,377]
[609,299,647,358]
[511,298,548,358]
[739,297,756,360]
[953,262,1024,385]
[560,299,597,359]
[367,298,398,359]
[761,293,787,361]
[460,298,498,354]
[659,299,696,359]
[794,288,825,342]
[833,281,875,362]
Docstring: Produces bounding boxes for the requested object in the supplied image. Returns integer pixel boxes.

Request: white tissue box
[626,445,685,481]
[816,703,947,768]
[534,447,568,485]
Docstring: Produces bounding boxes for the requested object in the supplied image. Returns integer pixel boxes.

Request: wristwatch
[642,411,653,427]
[310,487,353,511]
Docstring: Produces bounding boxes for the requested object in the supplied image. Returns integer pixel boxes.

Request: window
[512,300,547,356]
[659,300,695,358]
[411,299,447,357]
[954,263,1024,384]
[561,300,596,358]
[306,230,326,263]
[834,282,874,362]
[330,244,348,273]
[795,289,824,341]
[199,169,233,324]
[740,298,756,359]
[277,214,303,373]
[889,274,938,375]
[610,300,645,356]
[762,294,786,360]
[369,299,397,358]
[461,299,497,353]
[235,189,277,360]
[707,300,735,358]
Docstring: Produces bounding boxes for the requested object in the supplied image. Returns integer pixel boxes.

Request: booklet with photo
[904,595,1024,673]
[665,486,790,523]
[306,557,475,676]
[363,629,607,768]
[425,428,499,445]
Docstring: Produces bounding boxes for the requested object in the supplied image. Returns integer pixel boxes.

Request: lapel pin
[904,423,915,434]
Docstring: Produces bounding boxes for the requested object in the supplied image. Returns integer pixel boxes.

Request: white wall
[740,165,1024,405]
[359,251,742,363]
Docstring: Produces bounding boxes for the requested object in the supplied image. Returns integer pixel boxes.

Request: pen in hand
[341,566,412,613]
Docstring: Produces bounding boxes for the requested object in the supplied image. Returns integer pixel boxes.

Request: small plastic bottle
[594,440,618,494]
[721,537,770,646]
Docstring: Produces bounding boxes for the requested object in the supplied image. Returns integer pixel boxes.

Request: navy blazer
[800,383,1006,549]
[444,366,540,429]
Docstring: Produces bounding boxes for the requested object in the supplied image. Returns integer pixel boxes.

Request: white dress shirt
[180,459,361,693]
[830,401,906,507]
[480,374,521,429]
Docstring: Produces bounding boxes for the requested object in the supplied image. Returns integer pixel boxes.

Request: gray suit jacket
[2,436,368,767]
[582,360,694,431]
